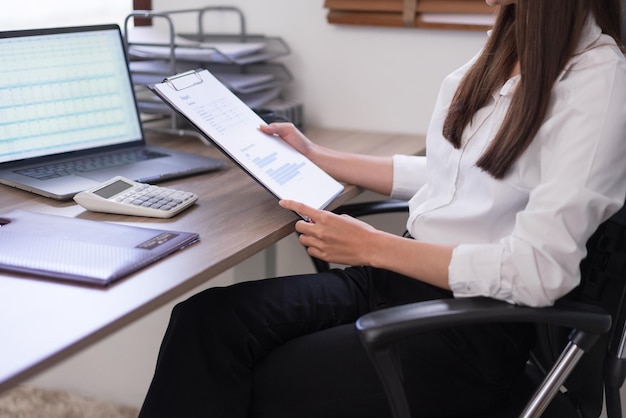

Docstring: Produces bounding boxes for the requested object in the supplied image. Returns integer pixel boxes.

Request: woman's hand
[260,122,394,195]
[280,199,379,267]
[280,200,454,290]
[259,123,315,158]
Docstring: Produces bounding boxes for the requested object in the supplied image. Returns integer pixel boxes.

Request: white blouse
[391,18,626,307]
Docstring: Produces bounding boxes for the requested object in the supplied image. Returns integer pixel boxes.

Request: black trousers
[138,267,534,418]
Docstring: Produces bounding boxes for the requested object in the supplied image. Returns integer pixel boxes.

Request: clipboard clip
[164,69,203,91]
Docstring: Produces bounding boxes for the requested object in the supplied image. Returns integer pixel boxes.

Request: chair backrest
[532,202,626,418]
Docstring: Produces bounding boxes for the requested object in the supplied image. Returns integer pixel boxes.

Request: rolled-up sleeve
[391,154,428,200]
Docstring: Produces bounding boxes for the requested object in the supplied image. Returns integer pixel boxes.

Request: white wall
[25,0,491,410]
[0,0,130,30]
[146,0,486,135]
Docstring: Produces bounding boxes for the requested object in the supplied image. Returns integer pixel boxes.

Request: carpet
[0,385,139,418]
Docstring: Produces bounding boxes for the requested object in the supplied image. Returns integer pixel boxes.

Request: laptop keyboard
[14,149,169,180]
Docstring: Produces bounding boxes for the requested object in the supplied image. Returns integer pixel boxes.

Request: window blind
[324,0,496,31]
[133,0,152,26]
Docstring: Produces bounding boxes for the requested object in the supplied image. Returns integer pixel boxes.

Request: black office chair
[308,198,626,418]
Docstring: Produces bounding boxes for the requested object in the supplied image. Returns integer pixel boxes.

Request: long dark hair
[442,0,624,179]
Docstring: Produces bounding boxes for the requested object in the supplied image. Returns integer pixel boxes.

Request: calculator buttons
[74,176,198,218]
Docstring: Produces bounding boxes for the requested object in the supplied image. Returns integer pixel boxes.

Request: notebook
[0,24,226,201]
[0,209,199,286]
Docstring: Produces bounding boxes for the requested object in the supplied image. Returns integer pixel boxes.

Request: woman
[139,0,626,416]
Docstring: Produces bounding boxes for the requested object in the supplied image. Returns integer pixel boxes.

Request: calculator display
[93,179,133,199]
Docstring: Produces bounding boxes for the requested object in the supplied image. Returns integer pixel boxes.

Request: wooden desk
[0,127,425,393]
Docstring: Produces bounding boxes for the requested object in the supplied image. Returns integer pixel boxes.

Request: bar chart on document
[152,69,344,210]
[242,147,305,186]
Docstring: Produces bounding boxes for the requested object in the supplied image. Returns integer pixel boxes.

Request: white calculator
[73,176,198,218]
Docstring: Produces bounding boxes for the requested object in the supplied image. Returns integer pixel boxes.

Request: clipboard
[149,69,344,212]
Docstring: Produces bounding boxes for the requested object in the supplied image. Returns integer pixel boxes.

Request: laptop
[0,24,227,201]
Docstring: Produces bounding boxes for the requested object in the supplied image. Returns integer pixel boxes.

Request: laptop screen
[0,25,143,164]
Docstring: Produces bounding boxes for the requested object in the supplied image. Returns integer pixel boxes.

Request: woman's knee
[170,286,234,330]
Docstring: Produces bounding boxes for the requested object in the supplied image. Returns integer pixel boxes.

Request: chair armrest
[357,297,611,352]
[356,297,612,418]
[331,199,409,217]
